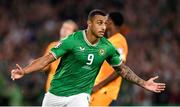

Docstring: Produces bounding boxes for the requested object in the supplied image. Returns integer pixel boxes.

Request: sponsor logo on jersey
[99,49,105,55]
[82,65,92,70]
[79,46,85,51]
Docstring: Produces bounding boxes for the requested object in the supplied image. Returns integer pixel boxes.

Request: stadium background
[0,0,179,106]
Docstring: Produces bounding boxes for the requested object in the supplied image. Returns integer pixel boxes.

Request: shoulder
[100,37,115,48]
[118,33,127,42]
[109,33,127,47]
[117,33,125,38]
[110,33,126,41]
[100,37,117,54]
[100,37,111,44]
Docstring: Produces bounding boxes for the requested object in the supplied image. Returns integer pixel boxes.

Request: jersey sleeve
[106,45,123,66]
[50,35,74,59]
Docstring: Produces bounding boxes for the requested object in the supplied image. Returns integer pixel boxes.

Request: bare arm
[41,42,56,72]
[113,63,166,93]
[11,53,55,80]
[24,54,55,74]
[41,63,50,72]
[114,63,146,87]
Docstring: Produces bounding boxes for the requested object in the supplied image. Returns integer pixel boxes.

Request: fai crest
[99,49,105,55]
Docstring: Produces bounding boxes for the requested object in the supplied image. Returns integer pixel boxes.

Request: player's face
[89,15,107,38]
[60,23,76,39]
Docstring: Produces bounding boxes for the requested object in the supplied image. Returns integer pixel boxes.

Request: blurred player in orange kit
[90,12,128,106]
[43,20,78,92]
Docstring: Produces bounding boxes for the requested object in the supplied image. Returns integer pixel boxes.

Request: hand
[11,64,25,80]
[143,76,166,93]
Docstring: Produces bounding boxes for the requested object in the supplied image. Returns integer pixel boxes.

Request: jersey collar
[82,30,99,47]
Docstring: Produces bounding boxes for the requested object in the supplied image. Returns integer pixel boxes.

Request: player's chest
[72,45,109,66]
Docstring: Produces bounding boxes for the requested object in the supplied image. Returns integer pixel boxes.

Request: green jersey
[49,30,122,96]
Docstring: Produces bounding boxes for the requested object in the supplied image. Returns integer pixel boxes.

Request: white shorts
[42,92,90,107]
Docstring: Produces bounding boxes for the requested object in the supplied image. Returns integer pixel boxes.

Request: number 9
[86,54,94,65]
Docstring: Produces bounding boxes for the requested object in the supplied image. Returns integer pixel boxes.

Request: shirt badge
[99,49,105,55]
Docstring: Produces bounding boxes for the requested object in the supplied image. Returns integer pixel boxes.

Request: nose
[102,24,106,31]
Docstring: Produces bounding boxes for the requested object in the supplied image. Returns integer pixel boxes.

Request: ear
[87,20,92,26]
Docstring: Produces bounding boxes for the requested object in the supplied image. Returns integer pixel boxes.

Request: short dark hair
[88,9,106,20]
[108,12,124,27]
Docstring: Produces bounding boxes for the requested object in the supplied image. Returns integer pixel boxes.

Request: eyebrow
[96,20,105,23]
[96,20,103,21]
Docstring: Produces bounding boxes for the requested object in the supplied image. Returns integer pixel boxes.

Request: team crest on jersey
[55,42,62,48]
[99,49,105,55]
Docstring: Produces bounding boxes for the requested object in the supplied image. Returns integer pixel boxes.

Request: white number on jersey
[86,54,94,65]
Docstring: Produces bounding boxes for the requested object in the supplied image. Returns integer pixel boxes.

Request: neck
[108,27,120,38]
[86,28,100,45]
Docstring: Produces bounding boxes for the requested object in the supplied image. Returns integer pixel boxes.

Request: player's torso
[59,31,113,72]
[72,37,109,67]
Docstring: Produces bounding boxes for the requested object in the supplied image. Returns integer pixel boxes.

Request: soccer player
[11,9,166,107]
[90,12,128,106]
[43,20,78,92]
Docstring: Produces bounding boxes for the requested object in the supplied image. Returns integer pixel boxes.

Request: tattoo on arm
[114,63,146,87]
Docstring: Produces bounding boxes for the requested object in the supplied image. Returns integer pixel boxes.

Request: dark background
[0,0,179,106]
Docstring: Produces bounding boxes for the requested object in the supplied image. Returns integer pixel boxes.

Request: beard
[91,29,104,38]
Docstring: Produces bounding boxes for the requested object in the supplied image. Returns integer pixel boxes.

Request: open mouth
[99,31,105,35]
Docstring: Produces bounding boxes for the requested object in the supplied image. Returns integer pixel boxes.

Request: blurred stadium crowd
[0,0,179,106]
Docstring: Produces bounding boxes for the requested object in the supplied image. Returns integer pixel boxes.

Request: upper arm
[106,46,122,67]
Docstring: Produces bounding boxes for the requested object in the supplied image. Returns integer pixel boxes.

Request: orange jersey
[92,33,128,100]
[44,41,61,92]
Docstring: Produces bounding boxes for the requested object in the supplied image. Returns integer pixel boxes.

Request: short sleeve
[50,36,74,59]
[106,46,122,66]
